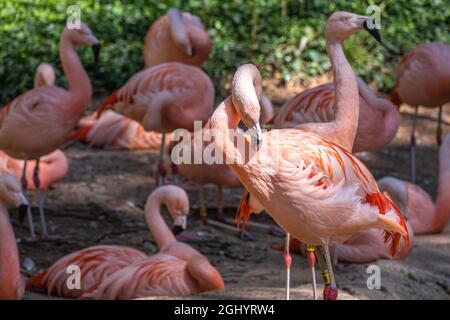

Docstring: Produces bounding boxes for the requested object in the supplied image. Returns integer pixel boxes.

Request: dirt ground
[16,86,450,300]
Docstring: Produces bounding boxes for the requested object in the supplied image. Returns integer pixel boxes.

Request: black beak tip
[18,204,28,222]
[172,225,185,236]
[363,20,382,43]
[92,43,100,63]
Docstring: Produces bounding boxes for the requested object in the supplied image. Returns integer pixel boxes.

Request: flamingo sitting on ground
[0,27,99,240]
[377,132,450,234]
[96,62,214,186]
[0,150,68,191]
[390,42,450,183]
[144,7,212,68]
[28,185,224,299]
[0,172,28,299]
[274,76,401,153]
[211,13,408,301]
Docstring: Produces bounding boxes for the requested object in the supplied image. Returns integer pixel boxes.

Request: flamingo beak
[92,43,100,63]
[172,214,187,235]
[363,19,381,43]
[250,122,263,150]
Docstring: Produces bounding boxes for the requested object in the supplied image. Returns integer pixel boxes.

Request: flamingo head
[158,185,190,235]
[168,8,194,57]
[65,23,100,63]
[326,11,381,43]
[0,173,28,214]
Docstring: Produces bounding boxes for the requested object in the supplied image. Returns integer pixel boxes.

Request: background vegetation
[1,0,449,102]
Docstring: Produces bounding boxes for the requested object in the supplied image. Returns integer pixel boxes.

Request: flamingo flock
[0,7,448,301]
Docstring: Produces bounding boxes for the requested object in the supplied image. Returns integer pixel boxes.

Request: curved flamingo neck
[145,192,177,250]
[0,205,21,299]
[379,101,401,146]
[60,31,92,112]
[434,145,450,231]
[326,40,359,151]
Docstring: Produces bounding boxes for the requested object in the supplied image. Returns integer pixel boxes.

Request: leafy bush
[1,0,449,103]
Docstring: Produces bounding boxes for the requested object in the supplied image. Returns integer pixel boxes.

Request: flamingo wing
[28,245,146,298]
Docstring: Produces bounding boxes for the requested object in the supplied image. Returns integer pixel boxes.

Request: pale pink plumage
[274,77,401,152]
[28,185,224,299]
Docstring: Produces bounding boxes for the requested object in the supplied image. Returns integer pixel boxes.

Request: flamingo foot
[323,284,338,300]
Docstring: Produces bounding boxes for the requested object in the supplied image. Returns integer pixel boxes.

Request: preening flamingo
[0,27,99,241]
[377,133,450,235]
[209,14,408,301]
[97,62,214,186]
[0,172,28,300]
[274,76,401,153]
[390,42,450,183]
[28,185,224,299]
[169,94,277,239]
[144,7,212,68]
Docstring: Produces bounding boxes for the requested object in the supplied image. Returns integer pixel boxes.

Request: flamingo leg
[322,241,338,300]
[21,159,37,240]
[306,244,317,300]
[437,105,443,147]
[216,184,225,222]
[284,233,292,300]
[33,158,51,239]
[410,106,418,184]
[156,129,167,187]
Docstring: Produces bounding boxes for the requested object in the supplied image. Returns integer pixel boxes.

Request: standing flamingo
[390,42,450,183]
[0,24,99,240]
[210,13,408,301]
[97,62,214,186]
[0,172,28,300]
[378,133,450,234]
[274,76,401,152]
[28,185,224,299]
[144,7,212,68]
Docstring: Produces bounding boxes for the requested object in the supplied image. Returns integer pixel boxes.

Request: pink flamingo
[0,24,99,240]
[71,110,171,151]
[0,172,28,299]
[0,149,68,191]
[97,62,214,186]
[274,76,401,153]
[390,42,450,183]
[210,13,408,301]
[28,185,224,299]
[144,7,212,68]
[378,133,450,235]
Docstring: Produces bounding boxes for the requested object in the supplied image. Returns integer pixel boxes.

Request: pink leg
[306,244,317,300]
[156,130,167,187]
[410,106,418,184]
[437,105,443,147]
[322,242,338,300]
[284,233,292,300]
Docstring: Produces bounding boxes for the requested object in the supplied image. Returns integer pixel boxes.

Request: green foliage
[1,0,449,102]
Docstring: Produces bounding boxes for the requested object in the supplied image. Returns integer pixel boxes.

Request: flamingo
[209,13,408,301]
[0,24,99,240]
[144,7,212,68]
[0,172,28,300]
[390,42,450,183]
[71,110,171,151]
[378,133,450,235]
[28,185,224,299]
[33,63,56,88]
[96,62,214,186]
[274,76,401,153]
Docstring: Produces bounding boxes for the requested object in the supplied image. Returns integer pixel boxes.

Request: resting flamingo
[210,13,408,301]
[0,27,99,240]
[274,76,400,153]
[390,42,450,183]
[0,172,28,300]
[144,7,211,68]
[378,132,450,234]
[96,62,214,186]
[28,185,224,299]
